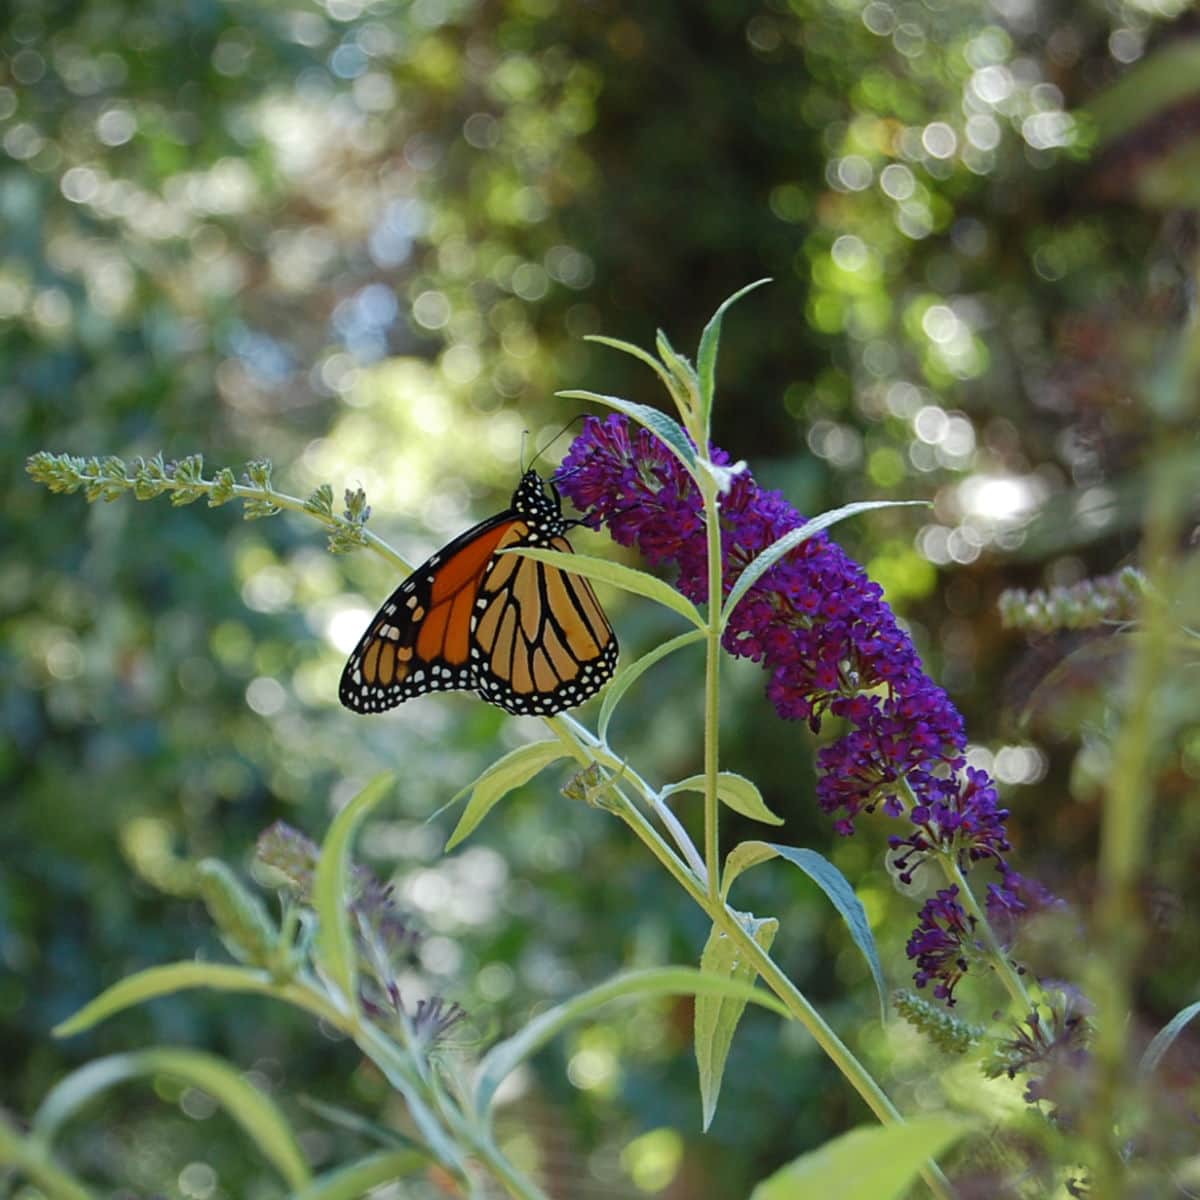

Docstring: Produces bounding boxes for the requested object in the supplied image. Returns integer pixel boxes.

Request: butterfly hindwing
[470,534,618,715]
[339,470,618,717]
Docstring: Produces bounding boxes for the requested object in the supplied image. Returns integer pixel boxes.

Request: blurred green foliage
[5,0,1200,1196]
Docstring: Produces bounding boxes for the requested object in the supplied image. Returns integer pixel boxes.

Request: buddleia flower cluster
[998,566,1146,633]
[557,414,1049,1006]
[257,822,465,1038]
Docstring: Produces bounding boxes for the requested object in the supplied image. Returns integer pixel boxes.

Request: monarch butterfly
[339,470,618,717]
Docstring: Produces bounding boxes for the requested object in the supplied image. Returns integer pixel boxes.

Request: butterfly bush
[558,413,1043,1004]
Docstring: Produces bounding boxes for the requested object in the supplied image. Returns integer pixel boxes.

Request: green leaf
[721,501,929,628]
[597,628,705,740]
[721,842,783,899]
[1087,39,1200,147]
[584,335,678,398]
[445,741,568,850]
[695,914,778,1131]
[557,390,698,474]
[729,842,888,1021]
[1139,1000,1200,1079]
[312,772,395,1011]
[293,1151,428,1200]
[298,1095,422,1152]
[749,1117,969,1200]
[53,962,341,1038]
[696,279,771,438]
[0,1117,96,1200]
[502,546,704,629]
[654,328,699,410]
[195,858,278,967]
[34,1049,310,1190]
[474,966,790,1116]
[662,772,784,826]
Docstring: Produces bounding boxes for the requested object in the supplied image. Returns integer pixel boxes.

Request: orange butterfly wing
[471,534,617,715]
[339,514,526,714]
[339,471,618,717]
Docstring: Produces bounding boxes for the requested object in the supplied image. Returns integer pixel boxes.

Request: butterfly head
[511,468,562,524]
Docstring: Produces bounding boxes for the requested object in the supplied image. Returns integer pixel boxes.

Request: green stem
[0,1120,97,1200]
[700,472,725,907]
[472,1135,549,1200]
[551,716,709,885]
[550,717,710,899]
[1084,449,1182,1200]
[547,718,951,1191]
[612,781,955,1200]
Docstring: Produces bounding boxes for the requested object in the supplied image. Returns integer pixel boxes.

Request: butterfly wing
[340,470,618,718]
[339,511,527,714]
[470,532,618,716]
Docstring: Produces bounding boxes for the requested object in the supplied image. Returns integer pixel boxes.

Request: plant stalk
[0,1120,97,1200]
[612,780,955,1200]
[1084,445,1182,1200]
[700,472,725,908]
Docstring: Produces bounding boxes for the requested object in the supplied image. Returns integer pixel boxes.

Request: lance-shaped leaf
[662,772,783,826]
[313,772,395,1012]
[721,842,782,899]
[298,1095,422,1152]
[474,967,789,1117]
[445,741,568,850]
[598,628,705,740]
[1087,38,1200,148]
[653,328,700,421]
[1139,1000,1200,1079]
[720,500,929,628]
[724,841,887,1021]
[502,546,704,629]
[584,334,678,400]
[34,1049,311,1190]
[749,1116,969,1200]
[53,961,343,1038]
[293,1150,428,1200]
[557,389,698,475]
[696,279,771,439]
[695,914,779,1130]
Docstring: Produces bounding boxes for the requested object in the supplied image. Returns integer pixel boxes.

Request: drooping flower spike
[557,413,1041,1002]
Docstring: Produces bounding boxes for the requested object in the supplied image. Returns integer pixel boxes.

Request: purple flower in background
[887,766,1012,883]
[557,413,1036,1001]
[986,868,1064,949]
[907,886,976,1005]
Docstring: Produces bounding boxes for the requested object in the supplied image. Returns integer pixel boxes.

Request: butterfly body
[339,470,617,717]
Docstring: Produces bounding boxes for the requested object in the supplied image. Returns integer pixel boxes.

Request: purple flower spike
[558,414,974,830]
[887,765,1012,883]
[557,413,1042,1004]
[907,886,976,1005]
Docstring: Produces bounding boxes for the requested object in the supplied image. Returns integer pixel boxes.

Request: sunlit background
[5,0,1200,1196]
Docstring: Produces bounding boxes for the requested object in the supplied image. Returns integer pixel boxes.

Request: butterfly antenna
[528,415,586,477]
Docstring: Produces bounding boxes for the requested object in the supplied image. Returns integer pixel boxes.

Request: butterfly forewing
[338,471,617,717]
[339,512,517,713]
